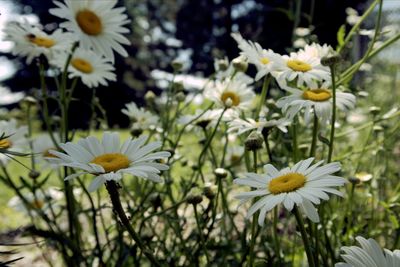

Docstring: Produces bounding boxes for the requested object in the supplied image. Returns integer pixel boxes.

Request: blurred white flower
[0,86,24,105]
[228,117,290,135]
[122,102,159,130]
[0,119,28,164]
[32,134,60,168]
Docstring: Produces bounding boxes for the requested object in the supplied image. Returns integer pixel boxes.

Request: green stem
[255,75,271,117]
[105,181,162,266]
[248,150,258,267]
[310,112,318,158]
[273,207,282,265]
[292,119,299,162]
[293,206,316,267]
[327,66,337,163]
[193,204,210,263]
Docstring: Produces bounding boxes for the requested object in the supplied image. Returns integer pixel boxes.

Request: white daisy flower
[8,188,63,215]
[234,157,346,225]
[231,32,284,81]
[336,236,400,267]
[0,119,28,164]
[274,47,331,90]
[51,47,116,88]
[228,117,290,135]
[298,43,333,60]
[32,134,60,168]
[122,102,159,131]
[276,85,356,123]
[205,78,255,111]
[47,132,171,192]
[49,0,131,62]
[3,20,74,64]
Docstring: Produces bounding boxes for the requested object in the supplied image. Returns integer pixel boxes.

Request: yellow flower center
[287,59,312,72]
[71,58,93,74]
[91,153,130,173]
[43,148,58,158]
[0,139,12,149]
[302,89,332,102]
[260,57,270,65]
[26,34,55,48]
[221,91,240,106]
[76,10,103,36]
[268,173,306,194]
[31,200,44,209]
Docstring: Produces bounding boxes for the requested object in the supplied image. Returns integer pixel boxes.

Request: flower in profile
[3,20,74,64]
[122,102,159,131]
[335,236,400,267]
[234,158,346,225]
[231,32,284,81]
[51,47,116,88]
[8,188,63,215]
[274,45,331,90]
[228,117,290,136]
[50,0,131,62]
[205,78,255,111]
[47,132,171,192]
[32,134,60,168]
[0,119,28,164]
[276,85,356,123]
[178,109,221,129]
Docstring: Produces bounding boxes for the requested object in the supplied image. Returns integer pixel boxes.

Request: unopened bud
[321,53,341,67]
[245,131,263,151]
[29,170,40,179]
[369,106,381,116]
[203,183,217,199]
[176,92,186,102]
[130,128,143,137]
[225,98,233,108]
[217,58,229,71]
[144,91,156,103]
[173,81,184,92]
[186,188,203,205]
[232,55,248,72]
[348,176,361,185]
[171,60,183,72]
[372,125,383,133]
[214,168,228,179]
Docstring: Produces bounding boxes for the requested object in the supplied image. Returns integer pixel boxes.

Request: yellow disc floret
[26,34,55,48]
[71,58,93,73]
[0,139,12,149]
[302,89,332,102]
[287,59,312,72]
[268,173,306,194]
[76,10,103,36]
[91,153,130,173]
[260,57,270,65]
[221,91,240,107]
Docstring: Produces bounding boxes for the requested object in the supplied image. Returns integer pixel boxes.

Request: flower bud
[203,182,217,199]
[214,168,228,179]
[171,59,183,72]
[173,81,184,92]
[29,170,40,179]
[348,176,361,185]
[369,106,381,116]
[130,128,143,137]
[321,53,341,67]
[216,58,229,71]
[176,92,186,102]
[232,55,248,73]
[245,131,263,151]
[144,91,156,103]
[186,188,203,205]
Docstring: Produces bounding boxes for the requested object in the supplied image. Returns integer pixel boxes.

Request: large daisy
[51,47,116,88]
[49,0,131,62]
[231,32,284,81]
[274,45,331,90]
[47,132,171,192]
[234,157,346,226]
[0,119,28,165]
[336,236,400,267]
[3,20,74,64]
[205,78,255,111]
[276,85,356,123]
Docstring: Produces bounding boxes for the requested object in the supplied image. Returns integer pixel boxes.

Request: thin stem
[255,75,271,117]
[293,206,316,267]
[310,112,318,158]
[327,66,337,163]
[105,181,162,267]
[193,204,210,263]
[273,207,282,265]
[248,149,258,267]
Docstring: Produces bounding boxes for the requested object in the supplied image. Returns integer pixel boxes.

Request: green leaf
[337,24,346,48]
[318,133,330,146]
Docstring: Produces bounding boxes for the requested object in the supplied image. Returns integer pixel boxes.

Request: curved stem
[293,206,316,267]
[327,66,337,163]
[105,181,162,267]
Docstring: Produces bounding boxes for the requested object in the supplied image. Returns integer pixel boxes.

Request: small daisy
[276,85,356,123]
[3,20,74,64]
[122,102,159,131]
[205,78,255,111]
[234,157,346,226]
[47,132,171,192]
[298,43,333,60]
[51,47,116,88]
[50,0,131,62]
[336,236,400,267]
[0,119,28,164]
[231,32,284,81]
[228,117,290,135]
[32,134,60,168]
[274,45,331,90]
[8,188,63,215]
